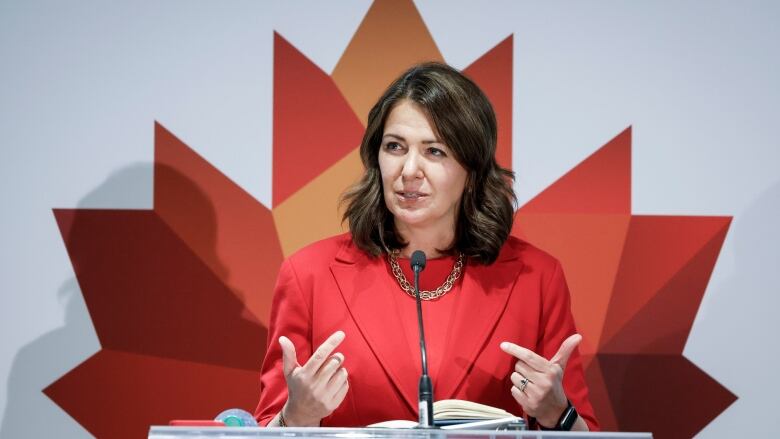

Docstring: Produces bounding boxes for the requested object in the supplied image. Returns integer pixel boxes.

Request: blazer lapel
[436,246,524,400]
[330,244,419,415]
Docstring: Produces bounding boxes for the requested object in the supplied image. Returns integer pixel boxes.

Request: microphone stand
[412,251,435,429]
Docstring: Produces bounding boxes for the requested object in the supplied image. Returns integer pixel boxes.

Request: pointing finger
[316,352,345,384]
[550,334,582,369]
[500,341,548,372]
[303,331,346,375]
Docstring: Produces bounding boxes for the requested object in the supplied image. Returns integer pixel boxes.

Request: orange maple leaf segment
[332,0,444,125]
[515,128,634,351]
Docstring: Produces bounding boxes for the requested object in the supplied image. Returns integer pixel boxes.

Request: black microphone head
[411,250,427,273]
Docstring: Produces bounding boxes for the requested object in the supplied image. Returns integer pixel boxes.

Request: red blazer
[254,234,598,430]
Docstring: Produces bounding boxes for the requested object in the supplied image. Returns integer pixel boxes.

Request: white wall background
[1,1,777,437]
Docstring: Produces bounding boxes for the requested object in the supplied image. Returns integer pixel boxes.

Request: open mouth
[396,191,427,200]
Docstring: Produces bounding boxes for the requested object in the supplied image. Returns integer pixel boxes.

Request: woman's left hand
[499,334,582,428]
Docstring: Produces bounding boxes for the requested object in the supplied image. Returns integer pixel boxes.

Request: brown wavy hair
[341,62,516,264]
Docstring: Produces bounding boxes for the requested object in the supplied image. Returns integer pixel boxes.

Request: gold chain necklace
[387,250,464,300]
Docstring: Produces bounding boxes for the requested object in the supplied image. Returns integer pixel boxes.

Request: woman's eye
[385,142,402,151]
[428,147,446,157]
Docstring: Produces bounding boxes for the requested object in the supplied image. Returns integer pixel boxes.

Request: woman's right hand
[278,330,349,426]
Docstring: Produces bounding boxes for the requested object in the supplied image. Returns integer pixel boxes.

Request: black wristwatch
[539,399,578,431]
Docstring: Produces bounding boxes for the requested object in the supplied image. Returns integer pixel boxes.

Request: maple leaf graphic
[46,1,735,438]
[514,129,736,437]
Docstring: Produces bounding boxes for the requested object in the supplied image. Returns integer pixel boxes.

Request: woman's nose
[401,150,424,180]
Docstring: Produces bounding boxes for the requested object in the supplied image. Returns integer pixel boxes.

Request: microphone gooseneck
[410,250,435,428]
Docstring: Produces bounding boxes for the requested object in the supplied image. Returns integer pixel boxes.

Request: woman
[254,62,598,431]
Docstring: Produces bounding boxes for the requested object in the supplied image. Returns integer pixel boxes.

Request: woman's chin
[392,211,436,228]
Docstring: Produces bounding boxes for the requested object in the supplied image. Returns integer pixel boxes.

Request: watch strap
[539,399,578,431]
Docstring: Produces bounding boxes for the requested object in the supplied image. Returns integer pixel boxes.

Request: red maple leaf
[46,1,735,437]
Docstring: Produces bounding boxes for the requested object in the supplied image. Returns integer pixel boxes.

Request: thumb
[550,333,582,369]
[279,336,299,377]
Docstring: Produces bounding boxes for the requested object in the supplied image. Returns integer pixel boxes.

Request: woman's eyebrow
[382,133,405,141]
[382,133,442,144]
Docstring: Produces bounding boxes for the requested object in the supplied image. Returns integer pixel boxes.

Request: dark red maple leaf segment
[51,209,265,370]
[46,126,282,438]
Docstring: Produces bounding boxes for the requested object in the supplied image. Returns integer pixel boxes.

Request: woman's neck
[395,222,456,259]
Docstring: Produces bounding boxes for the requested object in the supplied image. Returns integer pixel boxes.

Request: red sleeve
[537,261,599,431]
[254,258,312,426]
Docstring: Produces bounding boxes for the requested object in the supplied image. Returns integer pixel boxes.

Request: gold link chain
[387,251,464,300]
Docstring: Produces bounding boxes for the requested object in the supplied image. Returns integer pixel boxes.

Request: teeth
[401,192,420,198]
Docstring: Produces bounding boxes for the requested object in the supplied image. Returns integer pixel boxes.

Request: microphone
[411,250,435,428]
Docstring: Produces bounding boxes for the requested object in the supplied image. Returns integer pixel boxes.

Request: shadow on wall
[0,163,153,438]
[2,159,266,438]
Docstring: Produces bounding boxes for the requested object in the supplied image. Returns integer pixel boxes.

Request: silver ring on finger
[518,377,530,393]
